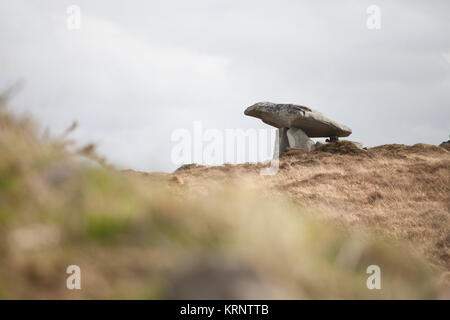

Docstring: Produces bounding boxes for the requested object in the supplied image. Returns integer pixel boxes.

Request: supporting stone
[286,127,316,151]
[273,127,289,158]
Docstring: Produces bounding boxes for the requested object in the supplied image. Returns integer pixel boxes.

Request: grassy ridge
[0,103,445,299]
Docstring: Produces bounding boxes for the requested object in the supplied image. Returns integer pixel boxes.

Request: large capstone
[244,102,352,138]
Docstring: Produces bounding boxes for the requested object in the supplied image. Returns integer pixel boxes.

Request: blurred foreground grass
[0,102,442,299]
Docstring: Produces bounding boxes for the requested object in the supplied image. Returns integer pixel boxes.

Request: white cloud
[1,0,449,171]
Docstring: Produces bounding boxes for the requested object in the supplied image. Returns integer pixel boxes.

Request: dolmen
[244,102,352,156]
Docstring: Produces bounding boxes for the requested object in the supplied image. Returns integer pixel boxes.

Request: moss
[85,213,132,242]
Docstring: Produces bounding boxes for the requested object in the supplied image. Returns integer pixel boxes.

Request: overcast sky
[1,0,449,172]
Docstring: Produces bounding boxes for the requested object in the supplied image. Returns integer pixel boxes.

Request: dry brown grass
[1,100,448,299]
[168,141,450,278]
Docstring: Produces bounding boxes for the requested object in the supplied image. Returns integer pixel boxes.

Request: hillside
[0,103,449,299]
[165,142,450,277]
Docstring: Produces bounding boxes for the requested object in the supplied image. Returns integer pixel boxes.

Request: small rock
[439,140,450,151]
[170,176,184,185]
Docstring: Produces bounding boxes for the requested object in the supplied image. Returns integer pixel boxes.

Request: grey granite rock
[287,127,315,151]
[244,102,352,138]
[273,128,290,157]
